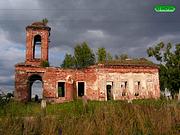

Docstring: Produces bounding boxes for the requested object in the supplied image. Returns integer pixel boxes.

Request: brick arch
[27,74,43,101]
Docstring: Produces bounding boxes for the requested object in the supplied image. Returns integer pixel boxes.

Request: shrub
[41,60,50,67]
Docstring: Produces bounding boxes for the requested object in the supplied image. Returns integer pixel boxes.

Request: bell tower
[25,22,51,66]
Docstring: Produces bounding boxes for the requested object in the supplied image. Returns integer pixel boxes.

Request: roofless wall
[15,22,160,102]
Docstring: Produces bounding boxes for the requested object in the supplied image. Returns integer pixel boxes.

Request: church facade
[15,22,160,102]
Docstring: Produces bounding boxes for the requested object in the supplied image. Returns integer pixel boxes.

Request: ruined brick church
[15,22,160,102]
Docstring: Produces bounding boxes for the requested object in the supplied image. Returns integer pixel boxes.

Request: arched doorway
[28,74,43,101]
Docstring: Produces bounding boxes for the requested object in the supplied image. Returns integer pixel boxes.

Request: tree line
[61,42,129,69]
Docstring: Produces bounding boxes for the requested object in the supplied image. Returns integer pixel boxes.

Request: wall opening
[134,81,140,96]
[121,81,128,96]
[58,82,65,97]
[78,82,84,97]
[106,82,113,100]
[147,80,153,91]
[106,85,112,100]
[138,81,140,90]
[33,35,41,59]
[31,80,43,100]
[28,74,43,101]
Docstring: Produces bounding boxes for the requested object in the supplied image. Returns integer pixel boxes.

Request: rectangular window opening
[58,82,65,97]
[125,81,127,89]
[138,81,140,90]
[78,82,85,97]
[106,82,113,100]
[121,81,128,96]
[134,81,140,96]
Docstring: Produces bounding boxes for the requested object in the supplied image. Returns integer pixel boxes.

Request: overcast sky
[0,0,180,92]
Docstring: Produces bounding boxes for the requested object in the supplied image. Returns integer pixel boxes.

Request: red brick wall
[15,22,160,103]
[25,28,50,66]
[15,65,160,102]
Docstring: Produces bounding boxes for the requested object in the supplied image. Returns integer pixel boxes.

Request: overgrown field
[0,99,180,135]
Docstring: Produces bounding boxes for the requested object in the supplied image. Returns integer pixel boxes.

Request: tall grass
[0,99,179,135]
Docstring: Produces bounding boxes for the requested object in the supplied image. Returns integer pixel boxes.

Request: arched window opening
[28,74,43,101]
[33,35,41,59]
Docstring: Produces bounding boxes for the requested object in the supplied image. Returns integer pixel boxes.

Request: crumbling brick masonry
[15,22,160,102]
